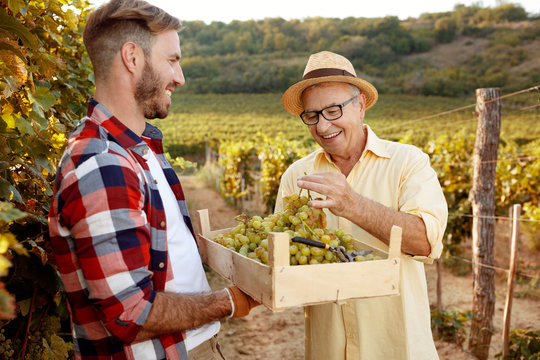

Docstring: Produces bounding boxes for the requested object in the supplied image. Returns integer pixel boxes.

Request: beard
[134,61,171,119]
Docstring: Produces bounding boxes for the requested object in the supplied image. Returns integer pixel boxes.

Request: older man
[276,51,448,359]
[48,1,258,359]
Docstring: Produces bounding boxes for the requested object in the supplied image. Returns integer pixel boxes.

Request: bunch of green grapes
[212,192,381,265]
[0,329,18,360]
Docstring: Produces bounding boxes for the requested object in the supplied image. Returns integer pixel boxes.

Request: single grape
[341,234,353,243]
[290,256,298,265]
[310,247,323,257]
[255,246,264,257]
[289,215,301,226]
[324,250,334,261]
[297,211,308,220]
[313,228,325,238]
[261,250,268,264]
[289,244,298,255]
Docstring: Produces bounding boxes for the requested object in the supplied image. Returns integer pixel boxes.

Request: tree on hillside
[434,17,458,43]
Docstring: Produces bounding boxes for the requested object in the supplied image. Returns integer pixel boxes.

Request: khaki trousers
[187,335,226,360]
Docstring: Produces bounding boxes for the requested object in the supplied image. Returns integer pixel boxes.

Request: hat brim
[281,76,378,117]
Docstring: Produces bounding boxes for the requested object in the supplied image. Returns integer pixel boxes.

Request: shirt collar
[314,124,391,166]
[86,98,163,148]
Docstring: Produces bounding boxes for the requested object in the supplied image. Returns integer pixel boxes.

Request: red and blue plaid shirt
[49,99,196,359]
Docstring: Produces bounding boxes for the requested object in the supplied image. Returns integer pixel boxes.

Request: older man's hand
[296,172,361,219]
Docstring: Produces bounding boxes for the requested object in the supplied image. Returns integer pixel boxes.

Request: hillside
[405,36,490,68]
[178,3,540,97]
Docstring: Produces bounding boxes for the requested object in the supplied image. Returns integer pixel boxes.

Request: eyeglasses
[300,96,357,125]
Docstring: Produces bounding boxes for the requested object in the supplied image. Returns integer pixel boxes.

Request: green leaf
[7,0,26,16]
[0,200,26,222]
[30,86,57,112]
[0,179,12,200]
[16,297,31,317]
[14,115,33,135]
[0,7,37,49]
[0,40,25,60]
[9,185,22,204]
[42,334,70,360]
[28,109,48,130]
[2,76,17,98]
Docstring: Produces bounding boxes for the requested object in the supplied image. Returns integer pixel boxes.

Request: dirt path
[181,175,538,360]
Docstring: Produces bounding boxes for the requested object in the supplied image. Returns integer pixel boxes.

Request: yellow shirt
[275,125,448,360]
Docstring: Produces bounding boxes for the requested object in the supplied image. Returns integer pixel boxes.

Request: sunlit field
[154,92,539,157]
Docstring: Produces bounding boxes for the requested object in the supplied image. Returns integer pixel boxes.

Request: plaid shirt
[49,99,196,359]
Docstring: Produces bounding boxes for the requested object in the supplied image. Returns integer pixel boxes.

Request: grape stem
[300,218,320,241]
[302,171,312,199]
[20,284,38,360]
[234,214,249,224]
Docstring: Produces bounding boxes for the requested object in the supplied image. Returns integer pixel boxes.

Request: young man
[48,1,258,359]
[276,51,448,359]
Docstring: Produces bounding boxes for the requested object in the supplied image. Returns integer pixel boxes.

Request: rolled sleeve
[59,153,155,343]
[399,152,448,263]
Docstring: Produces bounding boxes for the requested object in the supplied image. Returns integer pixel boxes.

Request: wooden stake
[502,204,521,358]
[469,87,501,360]
[436,258,443,312]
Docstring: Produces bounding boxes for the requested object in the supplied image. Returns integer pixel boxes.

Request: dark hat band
[302,68,355,80]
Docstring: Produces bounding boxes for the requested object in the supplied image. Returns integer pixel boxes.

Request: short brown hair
[83,0,182,81]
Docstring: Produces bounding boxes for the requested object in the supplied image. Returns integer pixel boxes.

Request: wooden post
[240,177,245,211]
[205,140,211,165]
[468,88,501,360]
[502,204,521,358]
[436,258,443,311]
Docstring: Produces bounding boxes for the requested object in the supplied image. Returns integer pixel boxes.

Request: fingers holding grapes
[297,172,359,219]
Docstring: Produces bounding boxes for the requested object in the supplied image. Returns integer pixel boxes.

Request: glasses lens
[301,112,319,124]
[322,105,342,120]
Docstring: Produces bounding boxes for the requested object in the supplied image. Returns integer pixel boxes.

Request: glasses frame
[299,96,357,125]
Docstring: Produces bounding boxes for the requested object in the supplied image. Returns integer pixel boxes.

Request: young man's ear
[120,42,143,74]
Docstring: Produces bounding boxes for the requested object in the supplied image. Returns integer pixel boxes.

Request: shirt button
[160,221,166,228]
[143,149,149,155]
[158,262,165,269]
[154,179,158,184]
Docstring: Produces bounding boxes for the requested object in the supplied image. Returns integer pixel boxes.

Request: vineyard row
[188,131,540,253]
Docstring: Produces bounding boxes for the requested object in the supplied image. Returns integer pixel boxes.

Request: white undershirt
[145,148,220,350]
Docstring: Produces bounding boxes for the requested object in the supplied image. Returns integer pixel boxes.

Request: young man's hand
[226,286,260,317]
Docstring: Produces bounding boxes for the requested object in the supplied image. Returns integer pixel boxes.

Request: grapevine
[217,140,257,205]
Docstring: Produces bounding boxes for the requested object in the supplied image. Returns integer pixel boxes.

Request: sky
[90,0,539,24]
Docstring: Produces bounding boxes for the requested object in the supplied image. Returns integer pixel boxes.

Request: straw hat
[282,51,378,116]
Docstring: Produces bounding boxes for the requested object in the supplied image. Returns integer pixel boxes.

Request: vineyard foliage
[214,135,313,212]
[0,0,537,356]
[0,0,93,358]
[163,92,540,252]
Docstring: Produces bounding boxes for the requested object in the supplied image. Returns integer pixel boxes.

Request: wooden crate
[196,209,402,311]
